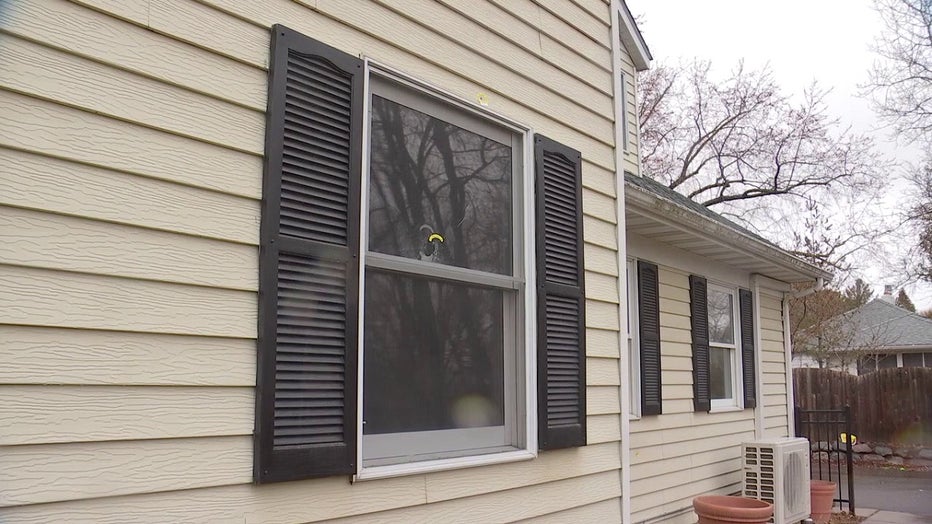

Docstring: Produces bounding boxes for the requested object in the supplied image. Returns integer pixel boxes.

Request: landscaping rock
[919,448,932,460]
[893,447,913,458]
[906,457,932,467]
[887,456,905,465]
[874,445,893,457]
[852,443,872,453]
[812,441,829,452]
[862,454,886,463]
[812,451,830,462]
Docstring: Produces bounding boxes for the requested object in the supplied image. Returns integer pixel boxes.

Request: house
[0,1,828,522]
[793,288,932,375]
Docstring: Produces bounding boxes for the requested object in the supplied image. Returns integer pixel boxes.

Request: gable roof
[834,298,932,350]
[624,173,832,284]
[617,0,652,71]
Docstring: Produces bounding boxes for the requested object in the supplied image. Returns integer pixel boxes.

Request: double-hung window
[253,25,588,483]
[361,75,527,469]
[689,275,756,412]
[707,285,739,409]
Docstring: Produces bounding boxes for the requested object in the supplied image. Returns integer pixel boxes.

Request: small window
[903,353,924,368]
[707,285,740,409]
[877,354,898,369]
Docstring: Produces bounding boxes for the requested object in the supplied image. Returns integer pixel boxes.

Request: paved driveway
[835,470,932,516]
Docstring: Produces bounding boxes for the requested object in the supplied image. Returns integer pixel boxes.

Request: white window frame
[707,283,743,411]
[354,60,538,480]
[626,258,641,418]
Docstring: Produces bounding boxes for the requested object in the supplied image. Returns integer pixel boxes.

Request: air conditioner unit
[742,437,810,524]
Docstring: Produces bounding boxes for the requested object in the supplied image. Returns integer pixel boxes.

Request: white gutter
[610,2,632,522]
[625,188,832,284]
[784,292,797,437]
[750,275,765,439]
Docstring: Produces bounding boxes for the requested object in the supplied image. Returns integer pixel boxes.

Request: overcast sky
[627,0,930,308]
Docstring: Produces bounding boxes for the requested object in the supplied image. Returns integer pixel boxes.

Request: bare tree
[904,161,932,281]
[638,60,891,270]
[863,0,932,144]
[639,60,883,207]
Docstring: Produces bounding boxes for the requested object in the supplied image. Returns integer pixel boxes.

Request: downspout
[609,2,632,522]
[783,292,796,437]
[785,277,822,437]
[750,275,765,439]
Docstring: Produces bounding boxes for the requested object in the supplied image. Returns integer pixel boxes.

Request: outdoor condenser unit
[742,437,811,524]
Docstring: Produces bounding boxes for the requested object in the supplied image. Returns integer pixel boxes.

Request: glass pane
[363,270,506,435]
[368,95,513,275]
[925,353,932,368]
[708,289,735,345]
[903,353,923,368]
[710,347,733,400]
[878,354,898,369]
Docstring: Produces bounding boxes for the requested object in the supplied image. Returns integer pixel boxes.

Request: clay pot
[810,480,837,524]
[693,495,774,524]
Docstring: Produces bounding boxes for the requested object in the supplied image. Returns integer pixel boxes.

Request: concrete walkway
[859,507,932,523]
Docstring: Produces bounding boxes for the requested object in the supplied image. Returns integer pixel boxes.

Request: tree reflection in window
[363,95,516,441]
[368,95,513,275]
[708,290,735,345]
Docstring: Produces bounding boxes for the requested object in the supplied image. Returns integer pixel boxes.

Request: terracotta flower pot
[693,495,774,524]
[810,479,837,524]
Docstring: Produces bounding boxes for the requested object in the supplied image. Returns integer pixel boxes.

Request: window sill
[354,449,537,481]
[709,405,743,414]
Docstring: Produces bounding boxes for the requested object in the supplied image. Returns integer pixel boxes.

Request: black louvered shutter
[254,25,363,483]
[637,261,662,415]
[739,289,757,409]
[689,275,711,412]
[535,135,587,450]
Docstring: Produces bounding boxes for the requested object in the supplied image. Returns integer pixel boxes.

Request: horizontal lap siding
[0,0,623,521]
[629,267,756,523]
[759,293,790,437]
[618,48,640,175]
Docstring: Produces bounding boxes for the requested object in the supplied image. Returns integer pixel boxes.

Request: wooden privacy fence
[793,367,932,446]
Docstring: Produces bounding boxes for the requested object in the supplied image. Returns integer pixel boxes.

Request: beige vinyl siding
[629,267,756,524]
[760,291,791,437]
[0,0,628,522]
[618,42,640,175]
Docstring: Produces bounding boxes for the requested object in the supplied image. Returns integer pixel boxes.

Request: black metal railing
[795,406,856,514]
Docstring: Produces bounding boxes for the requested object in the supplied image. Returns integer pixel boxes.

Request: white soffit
[625,187,832,284]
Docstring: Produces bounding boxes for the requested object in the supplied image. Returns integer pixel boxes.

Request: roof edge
[616,0,652,71]
[625,180,833,283]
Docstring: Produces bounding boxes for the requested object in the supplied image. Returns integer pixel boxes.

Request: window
[361,76,525,468]
[254,26,588,483]
[707,285,740,408]
[689,275,756,412]
[903,352,923,368]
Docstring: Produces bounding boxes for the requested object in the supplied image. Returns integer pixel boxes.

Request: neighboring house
[793,289,932,375]
[0,1,828,523]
